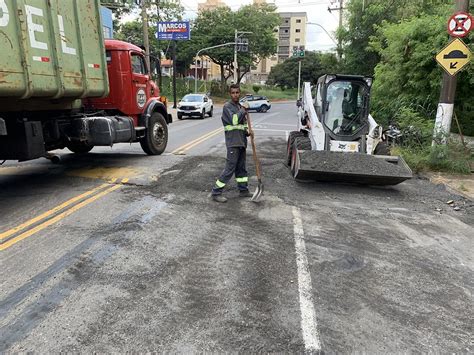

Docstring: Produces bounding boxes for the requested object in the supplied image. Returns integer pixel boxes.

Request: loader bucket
[291,150,412,186]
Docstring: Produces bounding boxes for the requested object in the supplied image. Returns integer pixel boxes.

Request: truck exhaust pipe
[45,153,61,164]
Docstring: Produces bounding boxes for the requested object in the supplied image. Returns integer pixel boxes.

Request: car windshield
[325,81,367,136]
[182,95,203,102]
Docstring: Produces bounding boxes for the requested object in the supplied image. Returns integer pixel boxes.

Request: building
[197,0,226,12]
[249,12,307,84]
[100,6,114,39]
[194,0,229,82]
[277,12,307,62]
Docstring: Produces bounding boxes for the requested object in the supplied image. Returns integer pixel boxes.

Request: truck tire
[67,142,94,154]
[374,142,391,155]
[140,112,168,155]
[286,131,305,166]
[290,136,311,178]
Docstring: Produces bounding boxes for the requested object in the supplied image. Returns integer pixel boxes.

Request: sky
[181,0,339,52]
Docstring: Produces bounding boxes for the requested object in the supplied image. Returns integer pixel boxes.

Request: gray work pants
[212,147,249,195]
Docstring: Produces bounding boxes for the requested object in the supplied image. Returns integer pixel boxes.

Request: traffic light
[237,38,249,52]
[292,46,305,57]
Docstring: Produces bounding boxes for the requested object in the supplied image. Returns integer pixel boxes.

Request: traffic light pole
[195,42,236,93]
[433,0,470,145]
[297,60,302,100]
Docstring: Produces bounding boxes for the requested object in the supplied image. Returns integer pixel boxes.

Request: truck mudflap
[0,118,6,135]
[291,150,413,186]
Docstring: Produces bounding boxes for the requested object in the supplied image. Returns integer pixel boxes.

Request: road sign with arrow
[435,38,472,76]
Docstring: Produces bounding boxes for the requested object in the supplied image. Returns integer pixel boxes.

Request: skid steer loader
[287,75,412,185]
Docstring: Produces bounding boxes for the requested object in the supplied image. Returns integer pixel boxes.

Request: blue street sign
[157,21,190,40]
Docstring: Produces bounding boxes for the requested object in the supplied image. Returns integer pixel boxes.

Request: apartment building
[249,12,307,84]
[197,0,226,11]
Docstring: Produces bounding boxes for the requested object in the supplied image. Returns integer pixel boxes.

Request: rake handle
[246,111,262,181]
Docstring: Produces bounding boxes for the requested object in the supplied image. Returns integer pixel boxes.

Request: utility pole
[155,0,161,90]
[172,40,177,108]
[141,1,151,72]
[433,0,470,144]
[297,60,302,100]
[234,29,238,84]
[328,0,344,60]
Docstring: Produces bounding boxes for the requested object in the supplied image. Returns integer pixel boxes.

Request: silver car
[240,95,271,113]
[177,94,214,119]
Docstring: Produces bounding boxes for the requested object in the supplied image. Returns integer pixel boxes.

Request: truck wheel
[67,142,94,154]
[209,106,213,117]
[286,131,305,166]
[374,142,391,155]
[290,137,311,178]
[259,105,269,113]
[140,112,168,155]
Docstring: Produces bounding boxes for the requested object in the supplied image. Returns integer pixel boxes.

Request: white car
[239,95,271,113]
[177,94,213,120]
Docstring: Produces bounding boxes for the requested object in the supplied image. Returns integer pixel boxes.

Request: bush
[393,141,471,174]
[252,85,261,94]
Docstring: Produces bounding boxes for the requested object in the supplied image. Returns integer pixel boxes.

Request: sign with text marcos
[157,22,190,40]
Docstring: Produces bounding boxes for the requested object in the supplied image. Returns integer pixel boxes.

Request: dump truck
[0,0,171,162]
[287,75,412,185]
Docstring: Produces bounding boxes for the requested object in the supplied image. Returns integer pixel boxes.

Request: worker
[211,84,252,203]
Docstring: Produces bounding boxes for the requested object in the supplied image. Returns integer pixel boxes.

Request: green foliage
[267,51,339,89]
[394,143,472,174]
[252,85,261,94]
[368,4,474,137]
[190,4,280,85]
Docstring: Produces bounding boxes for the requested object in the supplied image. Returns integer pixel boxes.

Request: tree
[369,4,474,135]
[267,52,339,89]
[190,4,280,88]
[338,0,452,76]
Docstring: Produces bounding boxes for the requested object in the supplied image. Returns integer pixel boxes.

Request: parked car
[240,95,271,113]
[177,94,213,119]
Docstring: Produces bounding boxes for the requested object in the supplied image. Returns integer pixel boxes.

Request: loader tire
[374,142,391,156]
[290,136,311,179]
[286,131,305,166]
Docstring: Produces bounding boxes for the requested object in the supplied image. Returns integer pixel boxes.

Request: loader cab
[316,75,372,141]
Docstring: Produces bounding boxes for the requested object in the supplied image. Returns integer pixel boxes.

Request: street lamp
[194,42,236,93]
[306,22,338,46]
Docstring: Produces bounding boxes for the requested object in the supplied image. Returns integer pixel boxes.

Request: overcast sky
[182,0,339,52]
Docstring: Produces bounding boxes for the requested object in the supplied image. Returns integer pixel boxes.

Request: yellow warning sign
[436,38,472,76]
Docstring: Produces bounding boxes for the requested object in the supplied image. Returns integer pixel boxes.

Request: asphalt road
[1,102,472,353]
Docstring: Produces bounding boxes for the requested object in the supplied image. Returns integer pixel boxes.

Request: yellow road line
[171,127,223,155]
[0,181,116,241]
[176,129,223,155]
[0,183,123,251]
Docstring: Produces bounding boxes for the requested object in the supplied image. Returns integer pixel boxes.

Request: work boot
[212,195,228,203]
[239,190,252,198]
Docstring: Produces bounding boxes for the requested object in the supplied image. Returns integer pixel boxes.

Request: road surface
[1,102,472,353]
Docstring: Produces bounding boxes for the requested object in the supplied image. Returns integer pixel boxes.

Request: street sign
[157,22,190,40]
[435,38,472,76]
[447,12,473,38]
